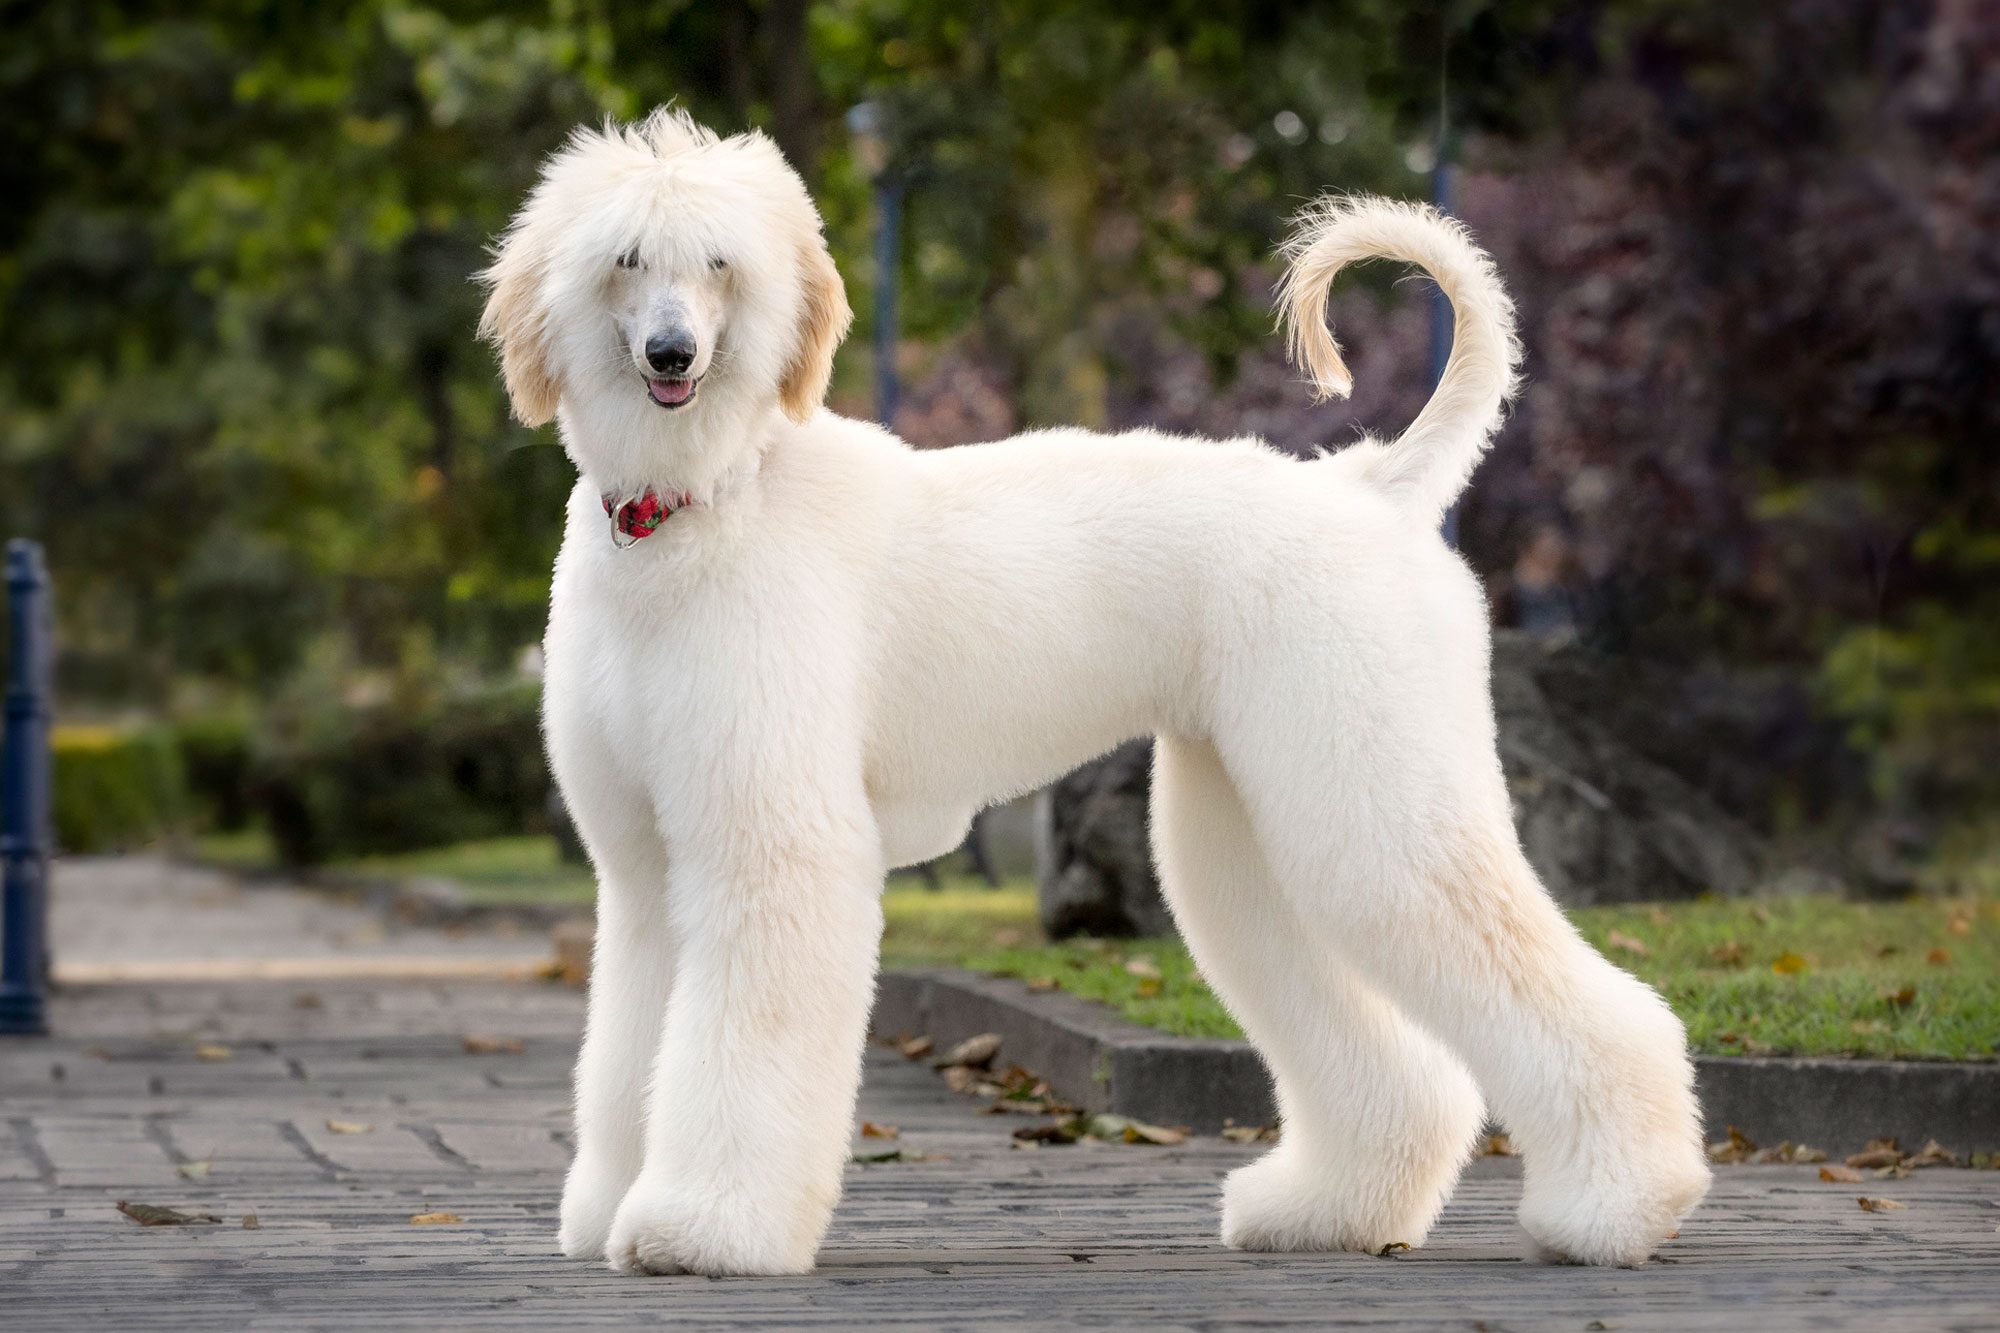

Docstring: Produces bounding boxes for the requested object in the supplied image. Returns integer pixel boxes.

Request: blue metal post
[873,174,903,429]
[1431,157,1460,550]
[1,539,52,1035]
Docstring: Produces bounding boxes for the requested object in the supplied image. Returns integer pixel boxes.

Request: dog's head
[477,109,851,487]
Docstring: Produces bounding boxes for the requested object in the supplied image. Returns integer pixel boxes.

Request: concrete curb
[873,967,2000,1153]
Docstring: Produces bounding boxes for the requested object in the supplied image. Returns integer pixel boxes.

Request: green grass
[884,883,1999,1061]
[194,829,596,906]
[194,829,1997,1060]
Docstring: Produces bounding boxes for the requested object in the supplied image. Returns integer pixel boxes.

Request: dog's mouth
[645,375,700,409]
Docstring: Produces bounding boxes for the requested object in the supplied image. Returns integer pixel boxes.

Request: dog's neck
[558,391,785,515]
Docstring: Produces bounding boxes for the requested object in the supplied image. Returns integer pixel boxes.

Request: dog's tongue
[648,376,693,405]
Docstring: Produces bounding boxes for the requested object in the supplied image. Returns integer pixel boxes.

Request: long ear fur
[778,240,853,424]
[477,237,561,427]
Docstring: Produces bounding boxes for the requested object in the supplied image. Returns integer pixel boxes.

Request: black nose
[644,331,696,376]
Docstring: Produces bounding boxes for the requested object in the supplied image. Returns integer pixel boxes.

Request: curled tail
[1277,196,1522,521]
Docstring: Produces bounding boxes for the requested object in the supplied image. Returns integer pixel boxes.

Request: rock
[1034,739,1174,938]
[1490,632,1768,904]
[1034,633,1772,928]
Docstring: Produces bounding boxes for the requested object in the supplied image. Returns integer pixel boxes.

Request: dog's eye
[615,249,641,271]
[709,256,729,272]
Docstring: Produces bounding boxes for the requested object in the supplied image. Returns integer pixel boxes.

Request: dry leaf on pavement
[1846,1139,1902,1169]
[1707,1126,1757,1164]
[859,1121,899,1139]
[1856,1196,1906,1212]
[896,1035,934,1060]
[461,1035,524,1055]
[192,1044,232,1062]
[933,1033,1002,1070]
[1818,1164,1863,1183]
[118,1201,222,1226]
[409,1211,463,1225]
[326,1120,374,1135]
[175,1160,212,1180]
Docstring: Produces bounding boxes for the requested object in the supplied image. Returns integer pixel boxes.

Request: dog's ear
[778,239,853,425]
[477,237,562,428]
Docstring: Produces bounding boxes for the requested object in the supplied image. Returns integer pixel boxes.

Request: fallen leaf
[851,1149,904,1164]
[1377,1241,1410,1256]
[176,1160,212,1180]
[409,1211,463,1225]
[292,993,323,1010]
[118,1201,222,1226]
[241,1214,260,1229]
[1909,1139,1958,1168]
[1819,1164,1863,1183]
[192,1043,232,1062]
[1790,1144,1827,1164]
[1856,1196,1905,1212]
[1846,1139,1902,1169]
[461,1035,524,1055]
[1123,957,1162,979]
[1484,1133,1517,1157]
[1013,1122,1079,1145]
[1223,1125,1277,1145]
[1872,1164,1912,1180]
[1770,951,1809,976]
[1707,1125,1758,1164]
[896,1035,934,1060]
[1025,976,1059,992]
[939,1065,983,1094]
[1925,948,1950,967]
[1709,940,1746,968]
[1947,915,1971,937]
[1882,985,1916,1009]
[859,1121,899,1140]
[1070,1113,1187,1146]
[325,1120,374,1135]
[1606,929,1650,957]
[1135,977,1163,998]
[934,1033,1002,1070]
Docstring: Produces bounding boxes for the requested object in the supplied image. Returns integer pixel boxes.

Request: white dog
[478,109,1710,1277]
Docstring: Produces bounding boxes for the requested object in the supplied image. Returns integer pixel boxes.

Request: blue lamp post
[0,539,52,1036]
[847,101,904,428]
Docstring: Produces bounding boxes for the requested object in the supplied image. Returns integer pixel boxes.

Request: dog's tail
[1277,195,1522,522]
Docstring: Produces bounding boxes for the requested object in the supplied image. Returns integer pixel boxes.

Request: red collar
[601,488,695,547]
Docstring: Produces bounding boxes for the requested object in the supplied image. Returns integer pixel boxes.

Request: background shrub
[248,684,548,866]
[51,725,188,854]
[172,713,255,832]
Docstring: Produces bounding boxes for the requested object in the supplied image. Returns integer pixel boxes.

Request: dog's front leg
[605,813,883,1276]
[552,759,676,1261]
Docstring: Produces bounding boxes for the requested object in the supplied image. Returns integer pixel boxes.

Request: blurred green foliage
[248,679,546,865]
[1,0,1993,844]
[52,724,187,853]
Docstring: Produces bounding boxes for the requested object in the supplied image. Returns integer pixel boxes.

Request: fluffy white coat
[477,110,1711,1277]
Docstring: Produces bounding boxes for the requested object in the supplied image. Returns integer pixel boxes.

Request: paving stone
[2,979,1997,1329]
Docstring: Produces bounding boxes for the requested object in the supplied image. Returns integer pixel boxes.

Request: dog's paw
[1220,1143,1446,1254]
[556,1155,638,1262]
[1518,1143,1710,1266]
[604,1176,817,1277]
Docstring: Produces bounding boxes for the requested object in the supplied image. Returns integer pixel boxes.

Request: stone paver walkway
[49,857,551,982]
[3,859,1998,1328]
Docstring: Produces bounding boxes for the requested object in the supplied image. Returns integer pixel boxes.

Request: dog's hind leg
[1152,736,1485,1254]
[1227,733,1711,1266]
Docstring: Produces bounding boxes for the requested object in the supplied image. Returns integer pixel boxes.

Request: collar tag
[601,488,693,547]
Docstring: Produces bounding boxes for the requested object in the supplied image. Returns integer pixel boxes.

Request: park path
[48,855,551,982]
[3,857,1998,1329]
